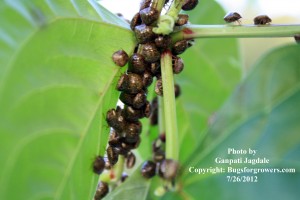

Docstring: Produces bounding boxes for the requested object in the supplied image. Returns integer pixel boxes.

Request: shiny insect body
[254,15,272,25]
[224,12,242,24]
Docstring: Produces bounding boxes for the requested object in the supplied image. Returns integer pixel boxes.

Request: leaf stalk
[170,24,300,42]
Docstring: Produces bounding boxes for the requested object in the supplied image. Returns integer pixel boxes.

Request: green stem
[151,0,165,14]
[112,155,124,182]
[160,50,178,160]
[99,155,125,187]
[166,0,185,18]
[153,0,185,35]
[170,24,300,42]
[158,96,165,134]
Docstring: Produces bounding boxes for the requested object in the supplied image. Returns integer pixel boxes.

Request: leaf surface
[180,45,300,200]
[0,1,135,199]
[175,0,241,163]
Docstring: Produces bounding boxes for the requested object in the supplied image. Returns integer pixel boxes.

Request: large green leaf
[178,45,300,200]
[0,0,135,199]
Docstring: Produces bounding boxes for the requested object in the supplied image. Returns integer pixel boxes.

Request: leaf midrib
[54,68,118,199]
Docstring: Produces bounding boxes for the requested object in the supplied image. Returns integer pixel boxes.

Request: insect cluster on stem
[92,0,199,198]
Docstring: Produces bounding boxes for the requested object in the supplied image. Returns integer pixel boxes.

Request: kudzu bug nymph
[121,136,141,151]
[124,121,142,143]
[142,101,152,118]
[141,160,156,179]
[108,130,122,148]
[182,0,199,11]
[159,132,166,143]
[175,14,189,26]
[158,159,179,180]
[117,73,144,94]
[112,50,129,67]
[121,173,128,182]
[94,181,109,200]
[107,146,119,166]
[155,79,163,96]
[126,152,136,169]
[172,56,184,74]
[92,156,105,175]
[119,91,147,109]
[140,43,161,63]
[174,84,181,98]
[149,62,161,76]
[140,7,159,25]
[135,24,155,44]
[123,105,143,122]
[142,70,153,88]
[224,12,242,24]
[150,97,158,125]
[155,35,172,50]
[172,40,189,55]
[254,15,272,25]
[130,13,142,31]
[153,149,165,163]
[106,108,126,133]
[128,53,147,74]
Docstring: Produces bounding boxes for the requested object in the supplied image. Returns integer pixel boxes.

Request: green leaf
[175,0,241,163]
[180,45,300,200]
[0,0,135,199]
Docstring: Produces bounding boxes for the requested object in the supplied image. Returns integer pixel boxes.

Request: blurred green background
[0,0,299,200]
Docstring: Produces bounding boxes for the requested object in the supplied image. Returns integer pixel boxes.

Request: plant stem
[158,96,165,134]
[153,0,185,35]
[160,50,178,160]
[170,24,300,42]
[112,155,124,182]
[151,0,165,14]
[166,0,185,19]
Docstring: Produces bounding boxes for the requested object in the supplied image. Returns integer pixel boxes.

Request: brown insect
[140,7,159,25]
[126,152,136,169]
[155,79,163,96]
[140,42,160,63]
[155,35,172,50]
[119,91,147,109]
[224,12,242,24]
[94,181,109,200]
[141,160,156,179]
[294,35,300,44]
[124,121,142,143]
[158,159,179,180]
[112,50,129,67]
[134,24,155,44]
[130,13,142,31]
[128,53,147,75]
[172,56,184,74]
[106,146,119,166]
[117,73,144,94]
[175,14,189,26]
[182,0,199,11]
[174,84,181,98]
[141,70,153,88]
[254,15,272,25]
[92,156,105,175]
[105,108,126,133]
[172,40,189,55]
